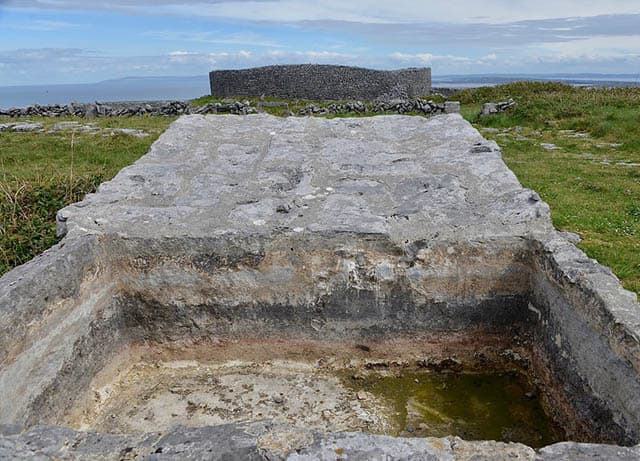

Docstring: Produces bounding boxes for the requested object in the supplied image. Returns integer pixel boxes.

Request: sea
[1,74,639,109]
[0,76,210,109]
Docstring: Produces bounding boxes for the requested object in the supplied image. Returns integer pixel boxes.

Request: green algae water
[346,371,563,448]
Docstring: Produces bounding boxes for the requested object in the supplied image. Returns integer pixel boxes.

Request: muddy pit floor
[65,338,563,448]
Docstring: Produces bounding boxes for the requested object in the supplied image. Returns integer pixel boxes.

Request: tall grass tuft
[0,175,104,273]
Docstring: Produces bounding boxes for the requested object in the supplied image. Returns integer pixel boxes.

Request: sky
[0,1,639,86]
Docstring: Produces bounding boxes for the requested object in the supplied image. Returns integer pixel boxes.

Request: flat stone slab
[57,113,552,242]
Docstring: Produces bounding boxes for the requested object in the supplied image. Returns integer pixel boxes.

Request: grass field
[0,116,175,274]
[457,83,640,295]
[0,84,638,296]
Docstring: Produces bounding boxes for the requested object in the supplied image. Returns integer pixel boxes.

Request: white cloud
[7,0,640,24]
[131,1,640,25]
[141,30,284,48]
[266,50,354,60]
[539,34,640,57]
[169,50,197,56]
[390,52,474,65]
[389,51,502,71]
[7,19,80,31]
[0,47,367,85]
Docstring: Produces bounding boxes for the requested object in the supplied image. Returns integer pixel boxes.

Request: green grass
[458,82,640,295]
[0,116,175,274]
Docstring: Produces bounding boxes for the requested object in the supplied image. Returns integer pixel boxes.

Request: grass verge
[0,116,175,274]
[459,83,640,295]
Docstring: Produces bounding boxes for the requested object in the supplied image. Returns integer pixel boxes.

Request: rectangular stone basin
[1,114,639,457]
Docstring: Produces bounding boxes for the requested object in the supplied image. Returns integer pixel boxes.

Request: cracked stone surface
[56,114,552,242]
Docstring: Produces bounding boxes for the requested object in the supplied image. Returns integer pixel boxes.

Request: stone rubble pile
[1,98,461,118]
[0,101,192,118]
[298,99,458,116]
[481,99,517,117]
[192,100,256,115]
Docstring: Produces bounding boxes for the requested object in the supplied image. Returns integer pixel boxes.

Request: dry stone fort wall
[209,64,432,100]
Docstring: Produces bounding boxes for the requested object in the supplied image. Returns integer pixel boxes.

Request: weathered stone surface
[56,113,550,241]
[1,424,640,460]
[1,113,640,458]
[450,437,536,460]
[289,432,453,460]
[539,442,640,460]
[0,122,44,132]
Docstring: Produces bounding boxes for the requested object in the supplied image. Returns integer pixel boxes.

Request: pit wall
[112,234,532,342]
[530,236,640,445]
[1,232,640,449]
[0,235,126,425]
[209,65,432,101]
[0,234,531,426]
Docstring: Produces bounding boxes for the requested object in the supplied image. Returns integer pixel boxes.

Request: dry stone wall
[209,64,432,100]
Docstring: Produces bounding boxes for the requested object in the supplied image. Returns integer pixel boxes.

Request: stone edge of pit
[2,422,640,460]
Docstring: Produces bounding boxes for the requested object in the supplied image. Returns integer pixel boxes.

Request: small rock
[52,121,81,131]
[471,143,493,153]
[426,358,463,372]
[112,128,149,138]
[444,101,460,114]
[481,99,516,117]
[276,204,291,214]
[85,104,98,118]
[0,122,44,132]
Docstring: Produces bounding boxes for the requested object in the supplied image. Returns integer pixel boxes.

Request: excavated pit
[64,338,564,449]
[1,114,640,458]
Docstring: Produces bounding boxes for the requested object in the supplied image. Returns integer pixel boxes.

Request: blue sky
[1,0,640,85]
